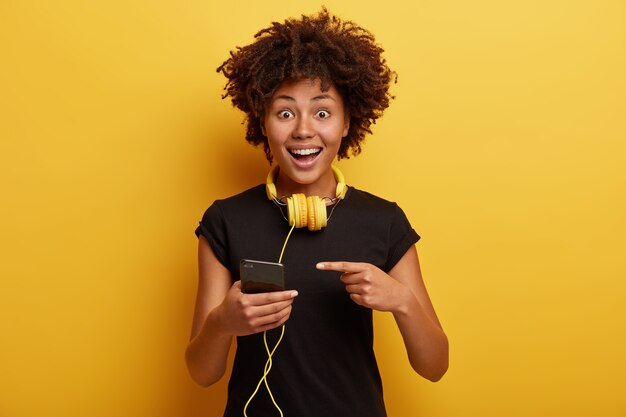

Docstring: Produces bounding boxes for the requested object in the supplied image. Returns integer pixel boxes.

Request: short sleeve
[195,202,229,269]
[384,204,420,272]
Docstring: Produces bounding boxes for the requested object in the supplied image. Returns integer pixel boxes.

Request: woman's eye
[316,110,330,119]
[277,110,293,119]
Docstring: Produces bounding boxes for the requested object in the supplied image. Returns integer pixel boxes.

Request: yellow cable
[243,325,285,417]
[278,223,296,263]
[243,223,295,416]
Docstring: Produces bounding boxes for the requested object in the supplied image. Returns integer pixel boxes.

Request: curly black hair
[217,7,396,162]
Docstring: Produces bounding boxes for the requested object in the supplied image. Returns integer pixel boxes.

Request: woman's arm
[386,246,449,381]
[185,236,298,387]
[316,246,448,382]
[185,236,234,386]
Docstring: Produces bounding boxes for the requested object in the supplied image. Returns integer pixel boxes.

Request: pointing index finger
[316,261,366,273]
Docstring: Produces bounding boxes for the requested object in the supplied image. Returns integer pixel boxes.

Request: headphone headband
[265,165,347,201]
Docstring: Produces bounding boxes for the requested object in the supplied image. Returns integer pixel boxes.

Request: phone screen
[240,259,285,293]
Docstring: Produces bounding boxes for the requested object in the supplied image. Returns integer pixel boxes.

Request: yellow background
[1,1,625,416]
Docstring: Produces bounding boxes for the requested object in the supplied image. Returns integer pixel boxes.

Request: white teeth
[290,148,321,156]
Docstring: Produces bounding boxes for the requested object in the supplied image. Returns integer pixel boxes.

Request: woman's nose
[292,116,314,139]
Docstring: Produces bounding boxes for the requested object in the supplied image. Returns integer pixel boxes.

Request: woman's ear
[260,121,266,136]
[342,115,350,137]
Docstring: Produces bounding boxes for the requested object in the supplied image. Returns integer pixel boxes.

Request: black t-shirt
[196,185,419,417]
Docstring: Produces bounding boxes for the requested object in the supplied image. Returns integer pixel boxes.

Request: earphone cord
[243,223,296,417]
[277,223,295,264]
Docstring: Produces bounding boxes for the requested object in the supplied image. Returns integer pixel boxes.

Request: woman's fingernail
[316,263,325,270]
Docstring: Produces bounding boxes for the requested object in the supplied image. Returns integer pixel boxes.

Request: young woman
[186,9,448,417]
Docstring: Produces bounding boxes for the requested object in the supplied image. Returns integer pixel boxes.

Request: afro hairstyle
[217,8,396,162]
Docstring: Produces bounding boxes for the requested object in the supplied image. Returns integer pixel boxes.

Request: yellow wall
[1,1,625,416]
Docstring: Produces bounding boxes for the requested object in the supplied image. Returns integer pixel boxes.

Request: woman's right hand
[213,280,298,336]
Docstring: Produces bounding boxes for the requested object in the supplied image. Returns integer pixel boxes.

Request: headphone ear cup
[317,197,328,229]
[287,194,308,228]
[286,196,296,226]
[297,194,309,228]
[286,194,330,231]
[306,196,317,231]
[306,196,328,231]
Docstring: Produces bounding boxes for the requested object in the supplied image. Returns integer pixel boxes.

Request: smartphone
[240,259,286,294]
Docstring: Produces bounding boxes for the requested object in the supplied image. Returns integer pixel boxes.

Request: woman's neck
[275,170,337,199]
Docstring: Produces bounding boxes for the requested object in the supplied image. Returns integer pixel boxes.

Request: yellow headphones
[265,165,347,231]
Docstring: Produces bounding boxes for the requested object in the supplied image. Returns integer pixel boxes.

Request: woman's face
[263,78,350,197]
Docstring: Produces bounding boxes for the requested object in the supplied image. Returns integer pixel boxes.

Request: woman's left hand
[316,261,412,313]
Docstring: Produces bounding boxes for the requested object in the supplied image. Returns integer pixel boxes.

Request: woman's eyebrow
[311,94,335,102]
[272,94,336,102]
[273,95,295,102]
